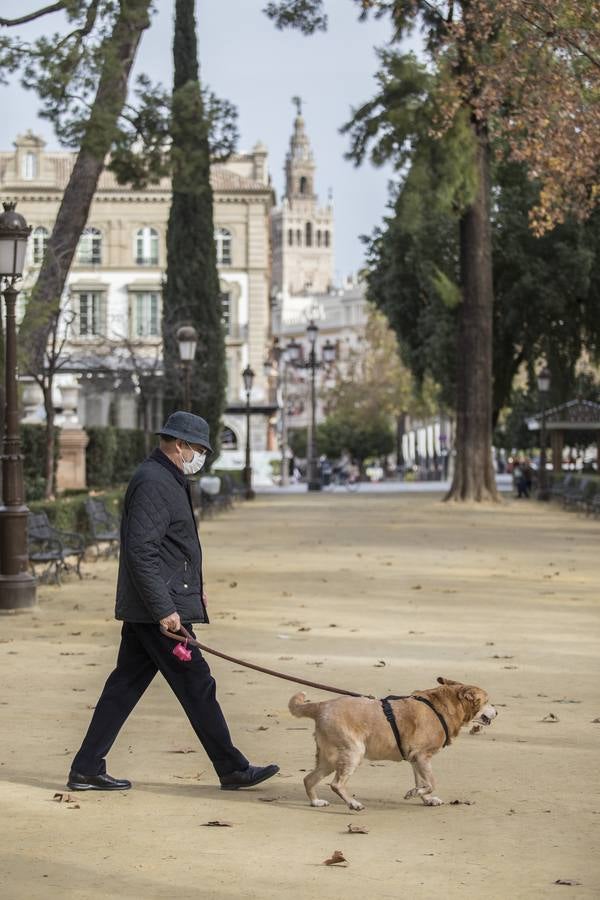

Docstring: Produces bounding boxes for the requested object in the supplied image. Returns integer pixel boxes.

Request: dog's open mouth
[477,713,492,726]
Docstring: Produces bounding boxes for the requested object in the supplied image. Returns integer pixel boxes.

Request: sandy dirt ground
[0,492,599,900]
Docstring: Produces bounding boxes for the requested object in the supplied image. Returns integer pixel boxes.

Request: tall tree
[266,0,600,501]
[162,0,226,447]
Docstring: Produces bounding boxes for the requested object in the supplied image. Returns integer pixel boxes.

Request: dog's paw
[310,798,329,808]
[404,788,420,800]
[348,799,365,811]
[423,795,443,807]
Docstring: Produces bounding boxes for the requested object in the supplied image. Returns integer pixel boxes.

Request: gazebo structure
[528,399,600,471]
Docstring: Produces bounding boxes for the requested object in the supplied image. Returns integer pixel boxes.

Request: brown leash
[160,625,364,698]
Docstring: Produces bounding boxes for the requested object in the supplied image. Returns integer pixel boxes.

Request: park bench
[563,477,590,510]
[578,481,599,516]
[27,512,86,584]
[85,498,120,557]
[549,473,574,501]
[589,493,600,519]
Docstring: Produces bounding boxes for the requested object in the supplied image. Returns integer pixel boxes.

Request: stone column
[56,384,89,492]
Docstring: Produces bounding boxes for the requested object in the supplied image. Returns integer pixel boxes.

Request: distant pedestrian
[68,411,279,793]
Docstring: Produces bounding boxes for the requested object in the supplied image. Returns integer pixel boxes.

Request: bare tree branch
[0,2,65,28]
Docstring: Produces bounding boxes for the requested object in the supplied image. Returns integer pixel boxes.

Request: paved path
[0,492,598,899]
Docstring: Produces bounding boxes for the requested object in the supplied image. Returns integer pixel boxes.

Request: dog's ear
[437,676,459,686]
[458,688,476,703]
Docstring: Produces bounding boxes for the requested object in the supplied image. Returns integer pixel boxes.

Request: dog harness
[381,695,450,760]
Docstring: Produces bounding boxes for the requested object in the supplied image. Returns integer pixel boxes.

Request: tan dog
[289,676,497,810]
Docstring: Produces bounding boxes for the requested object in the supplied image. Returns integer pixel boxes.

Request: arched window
[32,226,49,264]
[324,230,330,248]
[22,151,37,180]
[299,176,307,195]
[76,227,102,265]
[221,426,238,449]
[305,222,312,247]
[215,228,232,266]
[316,230,322,247]
[288,229,293,246]
[296,228,302,247]
[135,227,159,265]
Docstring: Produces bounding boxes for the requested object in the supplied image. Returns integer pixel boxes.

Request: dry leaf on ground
[591,718,600,724]
[168,748,196,754]
[202,820,233,827]
[323,850,348,866]
[374,660,386,667]
[554,879,581,886]
[347,824,369,833]
[542,713,560,723]
[449,799,474,805]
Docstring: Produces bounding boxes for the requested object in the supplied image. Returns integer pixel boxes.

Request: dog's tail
[289,691,320,719]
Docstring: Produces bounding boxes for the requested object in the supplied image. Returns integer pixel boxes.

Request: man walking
[68,411,279,792]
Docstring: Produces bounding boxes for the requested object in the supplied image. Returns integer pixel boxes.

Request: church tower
[271,99,334,296]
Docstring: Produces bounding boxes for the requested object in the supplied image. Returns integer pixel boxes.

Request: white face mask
[179,442,207,475]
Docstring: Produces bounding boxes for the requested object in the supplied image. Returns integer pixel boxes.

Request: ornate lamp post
[300,322,336,493]
[176,324,198,412]
[242,364,255,500]
[537,366,551,500]
[264,338,303,488]
[0,201,36,611]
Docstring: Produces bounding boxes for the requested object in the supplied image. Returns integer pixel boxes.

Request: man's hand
[160,612,181,632]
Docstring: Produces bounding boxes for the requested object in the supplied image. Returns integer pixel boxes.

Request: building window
[131,292,160,338]
[288,229,293,246]
[299,176,307,194]
[215,228,232,266]
[317,230,321,247]
[76,227,102,265]
[32,226,49,264]
[221,426,237,449]
[296,228,302,247]
[74,292,106,337]
[135,227,159,265]
[22,151,37,180]
[305,222,312,247]
[324,230,330,248]
[221,291,231,335]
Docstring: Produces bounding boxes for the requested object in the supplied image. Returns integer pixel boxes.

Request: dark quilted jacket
[115,448,208,624]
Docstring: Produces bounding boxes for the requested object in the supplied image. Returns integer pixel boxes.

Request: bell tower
[271,98,334,297]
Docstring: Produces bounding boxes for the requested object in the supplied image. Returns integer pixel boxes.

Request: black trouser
[71,622,248,778]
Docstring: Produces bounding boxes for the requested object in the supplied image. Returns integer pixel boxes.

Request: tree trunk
[20,0,152,373]
[445,126,498,502]
[43,380,55,499]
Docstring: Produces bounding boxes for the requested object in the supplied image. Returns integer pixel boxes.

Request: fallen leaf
[202,820,233,827]
[298,627,311,632]
[229,582,238,589]
[328,624,338,628]
[542,713,560,723]
[503,666,518,670]
[449,799,474,806]
[347,824,369,834]
[374,660,386,668]
[591,718,600,724]
[492,655,514,659]
[552,699,581,704]
[554,879,581,886]
[168,748,196,754]
[323,850,347,866]
[258,796,280,803]
[411,585,422,590]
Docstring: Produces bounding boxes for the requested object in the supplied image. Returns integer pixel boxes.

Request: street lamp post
[537,366,551,501]
[264,338,302,488]
[306,320,320,491]
[242,364,255,500]
[0,201,36,611]
[176,324,198,412]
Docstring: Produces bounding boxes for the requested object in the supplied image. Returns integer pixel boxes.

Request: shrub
[29,488,124,537]
[21,424,60,502]
[85,427,146,489]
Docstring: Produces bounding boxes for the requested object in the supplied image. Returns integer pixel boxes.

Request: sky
[0,1,418,282]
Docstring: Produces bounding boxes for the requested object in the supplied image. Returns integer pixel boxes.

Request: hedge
[22,424,60,502]
[29,488,124,537]
[85,427,147,489]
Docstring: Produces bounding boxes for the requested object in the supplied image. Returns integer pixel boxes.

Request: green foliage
[85,427,146,489]
[29,487,123,537]
[22,424,60,502]
[263,0,328,34]
[288,417,394,464]
[162,0,226,454]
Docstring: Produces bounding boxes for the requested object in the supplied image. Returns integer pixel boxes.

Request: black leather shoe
[220,763,279,790]
[67,772,132,791]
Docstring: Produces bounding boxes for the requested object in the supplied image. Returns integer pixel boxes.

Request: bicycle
[323,470,360,492]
